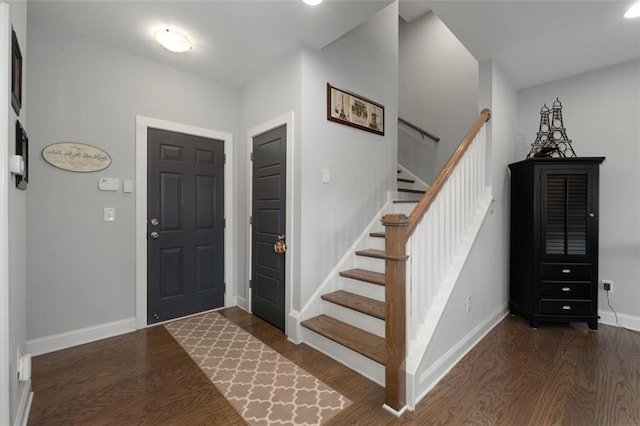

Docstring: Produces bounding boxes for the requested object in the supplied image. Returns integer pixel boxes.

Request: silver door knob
[150,231,159,239]
[588,212,595,218]
[150,218,159,226]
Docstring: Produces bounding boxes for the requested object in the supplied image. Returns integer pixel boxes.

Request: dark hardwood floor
[29,308,640,425]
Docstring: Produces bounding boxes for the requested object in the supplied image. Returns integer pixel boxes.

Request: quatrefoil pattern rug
[165,311,351,425]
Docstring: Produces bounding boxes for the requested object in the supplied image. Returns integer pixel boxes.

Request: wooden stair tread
[398,188,426,194]
[355,249,386,259]
[301,315,385,364]
[397,177,415,184]
[340,268,385,286]
[322,290,384,319]
[369,231,385,238]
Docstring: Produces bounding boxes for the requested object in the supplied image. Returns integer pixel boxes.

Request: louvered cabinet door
[541,169,596,262]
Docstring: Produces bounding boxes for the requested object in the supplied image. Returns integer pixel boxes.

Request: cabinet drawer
[540,263,591,280]
[539,282,592,298]
[540,299,592,315]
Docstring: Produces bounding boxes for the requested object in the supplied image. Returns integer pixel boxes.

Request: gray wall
[7,0,28,422]
[399,11,478,183]
[518,59,640,321]
[26,19,240,340]
[298,2,398,308]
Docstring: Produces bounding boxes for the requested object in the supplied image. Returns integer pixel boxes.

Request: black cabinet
[508,157,605,330]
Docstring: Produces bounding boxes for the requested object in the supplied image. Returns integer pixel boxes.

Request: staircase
[299,110,492,414]
[300,200,415,385]
[396,165,428,200]
[301,226,394,368]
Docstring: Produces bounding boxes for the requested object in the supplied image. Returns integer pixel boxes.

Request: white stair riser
[301,329,385,386]
[367,236,385,251]
[322,301,385,338]
[392,202,418,215]
[354,256,385,273]
[341,278,385,302]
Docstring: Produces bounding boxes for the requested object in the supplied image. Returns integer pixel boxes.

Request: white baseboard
[235,296,248,311]
[14,380,32,426]
[27,317,136,356]
[598,309,640,331]
[412,303,509,409]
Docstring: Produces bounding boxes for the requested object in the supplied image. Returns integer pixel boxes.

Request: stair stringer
[397,163,429,191]
[404,189,493,408]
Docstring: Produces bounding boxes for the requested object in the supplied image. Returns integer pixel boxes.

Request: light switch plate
[322,169,330,183]
[123,179,133,193]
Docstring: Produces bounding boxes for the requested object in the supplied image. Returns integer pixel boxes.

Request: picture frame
[327,83,384,136]
[11,28,22,116]
[15,121,28,190]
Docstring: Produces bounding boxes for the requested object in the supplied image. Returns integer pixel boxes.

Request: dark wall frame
[11,27,22,116]
[327,83,384,136]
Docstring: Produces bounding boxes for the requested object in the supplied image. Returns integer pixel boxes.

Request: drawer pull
[562,305,572,310]
[561,287,571,292]
[562,268,572,274]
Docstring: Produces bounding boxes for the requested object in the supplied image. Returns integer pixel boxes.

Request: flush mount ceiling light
[155,28,192,52]
[303,0,323,5]
[625,1,640,18]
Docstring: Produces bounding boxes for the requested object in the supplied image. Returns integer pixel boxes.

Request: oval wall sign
[42,142,111,172]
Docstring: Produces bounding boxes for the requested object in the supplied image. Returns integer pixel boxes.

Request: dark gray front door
[251,125,286,330]
[147,127,225,324]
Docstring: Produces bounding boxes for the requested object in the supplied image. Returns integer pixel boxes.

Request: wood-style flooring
[29,308,640,425]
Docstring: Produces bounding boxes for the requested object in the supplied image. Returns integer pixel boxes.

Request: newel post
[382,213,408,414]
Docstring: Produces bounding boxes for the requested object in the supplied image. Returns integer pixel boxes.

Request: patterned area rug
[165,312,351,425]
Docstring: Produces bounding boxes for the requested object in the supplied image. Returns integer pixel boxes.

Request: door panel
[251,125,286,330]
[147,128,225,324]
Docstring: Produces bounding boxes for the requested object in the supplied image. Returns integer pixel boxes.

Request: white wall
[26,19,240,341]
[416,60,516,397]
[298,2,398,308]
[518,59,640,324]
[239,52,303,307]
[398,12,478,183]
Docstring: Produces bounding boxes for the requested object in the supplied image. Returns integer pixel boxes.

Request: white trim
[382,403,409,417]
[235,296,249,311]
[135,116,234,330]
[13,382,32,426]
[246,112,295,337]
[0,4,12,424]
[598,309,640,331]
[410,303,509,409]
[26,317,136,357]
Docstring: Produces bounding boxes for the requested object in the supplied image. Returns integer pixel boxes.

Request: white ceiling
[428,0,640,89]
[27,1,640,90]
[27,0,393,89]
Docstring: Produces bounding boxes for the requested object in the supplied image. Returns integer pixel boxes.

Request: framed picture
[15,121,28,190]
[327,83,384,136]
[11,28,22,116]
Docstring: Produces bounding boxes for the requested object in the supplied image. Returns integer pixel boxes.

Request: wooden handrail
[405,108,491,237]
[380,108,490,413]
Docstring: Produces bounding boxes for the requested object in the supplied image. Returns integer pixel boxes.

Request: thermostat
[98,178,120,191]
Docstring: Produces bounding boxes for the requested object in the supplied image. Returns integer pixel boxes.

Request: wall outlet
[466,295,472,312]
[602,279,613,293]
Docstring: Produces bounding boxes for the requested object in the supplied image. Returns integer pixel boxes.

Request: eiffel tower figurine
[526,98,577,158]
[527,104,555,158]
